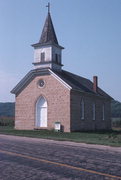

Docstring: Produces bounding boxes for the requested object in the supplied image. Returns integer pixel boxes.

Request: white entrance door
[40,107,47,127]
[36,96,47,127]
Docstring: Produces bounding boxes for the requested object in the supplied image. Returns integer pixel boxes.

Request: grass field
[0,126,121,147]
[0,117,121,147]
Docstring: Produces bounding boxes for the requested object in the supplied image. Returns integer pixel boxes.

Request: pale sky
[0,0,121,102]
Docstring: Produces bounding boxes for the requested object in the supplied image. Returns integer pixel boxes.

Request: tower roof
[39,12,58,45]
[32,12,64,49]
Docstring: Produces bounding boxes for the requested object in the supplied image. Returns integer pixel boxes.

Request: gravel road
[0,135,121,180]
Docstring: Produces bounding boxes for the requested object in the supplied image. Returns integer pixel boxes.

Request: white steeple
[32,7,64,71]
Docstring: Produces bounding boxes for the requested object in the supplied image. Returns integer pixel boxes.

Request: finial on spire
[46,2,50,13]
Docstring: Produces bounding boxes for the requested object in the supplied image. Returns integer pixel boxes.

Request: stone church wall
[70,91,111,131]
[15,74,71,132]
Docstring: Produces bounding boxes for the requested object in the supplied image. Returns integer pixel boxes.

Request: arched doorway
[36,96,47,127]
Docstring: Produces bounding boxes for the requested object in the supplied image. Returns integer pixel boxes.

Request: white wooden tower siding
[32,12,64,71]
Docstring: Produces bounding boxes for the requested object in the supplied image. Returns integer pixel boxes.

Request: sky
[0,0,121,102]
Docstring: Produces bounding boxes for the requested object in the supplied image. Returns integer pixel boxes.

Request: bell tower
[32,3,64,71]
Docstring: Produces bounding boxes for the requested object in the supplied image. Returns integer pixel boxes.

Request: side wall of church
[15,74,71,132]
[70,91,111,131]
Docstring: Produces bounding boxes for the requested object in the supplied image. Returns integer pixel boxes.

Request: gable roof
[11,68,112,99]
[11,69,50,95]
[11,69,71,95]
[53,70,112,99]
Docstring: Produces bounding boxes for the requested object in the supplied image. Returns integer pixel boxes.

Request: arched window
[102,104,105,120]
[81,99,84,120]
[92,103,96,120]
[36,96,47,127]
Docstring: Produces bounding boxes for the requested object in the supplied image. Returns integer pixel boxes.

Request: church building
[11,8,112,132]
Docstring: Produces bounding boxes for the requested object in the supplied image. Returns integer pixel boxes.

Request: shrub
[112,118,121,127]
[0,116,14,127]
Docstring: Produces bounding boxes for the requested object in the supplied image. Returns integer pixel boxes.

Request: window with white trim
[102,104,105,120]
[81,99,84,120]
[92,103,96,120]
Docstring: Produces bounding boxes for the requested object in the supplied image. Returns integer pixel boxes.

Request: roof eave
[31,42,64,49]
[32,61,64,67]
[11,69,51,95]
[71,89,112,100]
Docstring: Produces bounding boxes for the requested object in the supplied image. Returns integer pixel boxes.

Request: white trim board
[49,69,72,90]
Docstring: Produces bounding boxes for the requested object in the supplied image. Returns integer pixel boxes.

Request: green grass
[0,126,121,147]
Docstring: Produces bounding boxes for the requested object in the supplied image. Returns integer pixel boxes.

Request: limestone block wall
[15,74,71,132]
[70,91,111,131]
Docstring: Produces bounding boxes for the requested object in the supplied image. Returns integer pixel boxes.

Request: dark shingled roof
[11,68,112,99]
[32,12,64,49]
[55,70,112,99]
[39,12,58,45]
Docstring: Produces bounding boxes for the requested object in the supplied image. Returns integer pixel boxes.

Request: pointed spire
[39,12,59,45]
[32,6,64,49]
